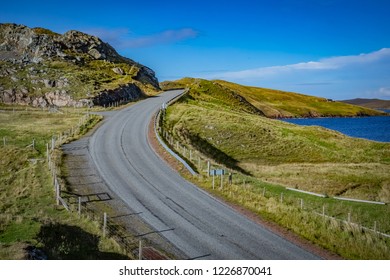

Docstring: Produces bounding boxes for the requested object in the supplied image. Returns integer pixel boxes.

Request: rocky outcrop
[92,83,144,106]
[0,23,160,107]
[0,83,146,107]
[0,88,92,107]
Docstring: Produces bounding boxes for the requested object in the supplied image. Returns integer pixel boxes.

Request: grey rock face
[0,23,160,107]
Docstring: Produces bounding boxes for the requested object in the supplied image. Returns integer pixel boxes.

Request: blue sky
[1,0,390,100]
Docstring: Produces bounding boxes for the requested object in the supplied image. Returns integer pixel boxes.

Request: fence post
[348,212,351,223]
[139,240,143,260]
[46,143,49,163]
[103,212,107,237]
[374,221,377,233]
[51,136,55,151]
[322,205,325,217]
[3,137,5,147]
[55,177,60,206]
[300,198,304,210]
[78,197,82,217]
[189,150,192,161]
[262,187,266,197]
[207,161,210,177]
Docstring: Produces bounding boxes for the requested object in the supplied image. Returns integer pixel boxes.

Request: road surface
[89,89,321,260]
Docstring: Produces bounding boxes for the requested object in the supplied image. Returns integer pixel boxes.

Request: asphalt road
[89,89,321,260]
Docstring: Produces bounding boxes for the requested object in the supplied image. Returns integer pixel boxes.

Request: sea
[282,109,390,143]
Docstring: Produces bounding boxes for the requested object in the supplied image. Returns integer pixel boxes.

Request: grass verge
[159,79,390,259]
[0,107,128,259]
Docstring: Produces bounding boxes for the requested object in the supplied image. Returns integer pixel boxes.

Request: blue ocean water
[282,112,390,143]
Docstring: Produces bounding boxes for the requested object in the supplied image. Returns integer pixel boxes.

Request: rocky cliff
[0,23,160,107]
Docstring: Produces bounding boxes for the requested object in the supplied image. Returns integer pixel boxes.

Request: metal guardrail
[153,89,197,176]
[333,196,386,205]
[286,187,327,198]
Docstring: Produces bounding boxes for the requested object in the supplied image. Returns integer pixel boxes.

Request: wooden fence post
[139,240,143,260]
[103,212,107,237]
[46,143,49,163]
[78,197,82,217]
[55,177,60,206]
[51,136,55,151]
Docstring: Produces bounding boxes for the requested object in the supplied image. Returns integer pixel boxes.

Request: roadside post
[210,170,216,189]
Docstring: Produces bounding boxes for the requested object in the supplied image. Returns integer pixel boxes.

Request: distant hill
[340,98,390,110]
[0,23,160,107]
[161,78,385,118]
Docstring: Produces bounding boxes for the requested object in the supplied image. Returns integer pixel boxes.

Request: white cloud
[201,48,390,100]
[207,48,390,80]
[379,87,390,97]
[83,27,198,48]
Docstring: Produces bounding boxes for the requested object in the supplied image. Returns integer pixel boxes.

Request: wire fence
[41,113,167,259]
[156,111,390,240]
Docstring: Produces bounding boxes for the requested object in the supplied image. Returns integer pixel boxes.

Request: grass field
[160,78,390,259]
[161,78,384,118]
[0,106,128,259]
[165,102,390,202]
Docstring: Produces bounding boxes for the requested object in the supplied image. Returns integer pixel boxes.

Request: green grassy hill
[161,78,390,259]
[161,78,390,202]
[161,78,384,118]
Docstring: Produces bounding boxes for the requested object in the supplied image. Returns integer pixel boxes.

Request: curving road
[89,89,321,260]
